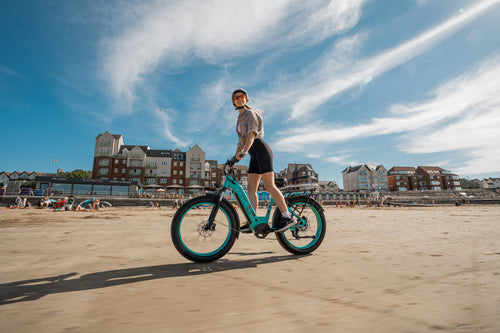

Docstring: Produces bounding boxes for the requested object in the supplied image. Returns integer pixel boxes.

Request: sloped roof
[417,166,445,174]
[119,145,149,153]
[147,149,172,157]
[343,164,385,174]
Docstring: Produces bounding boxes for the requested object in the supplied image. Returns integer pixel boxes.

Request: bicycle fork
[205,187,226,231]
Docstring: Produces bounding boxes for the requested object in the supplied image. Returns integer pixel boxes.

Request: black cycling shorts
[248,138,274,174]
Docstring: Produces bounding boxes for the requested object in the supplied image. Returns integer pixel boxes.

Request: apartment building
[277,163,319,191]
[387,166,461,191]
[387,166,419,191]
[342,163,388,193]
[204,160,219,190]
[92,131,205,193]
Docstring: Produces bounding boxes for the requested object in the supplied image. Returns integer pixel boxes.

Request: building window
[192,154,200,161]
[99,159,110,166]
[98,168,109,175]
[130,160,142,167]
[100,139,111,147]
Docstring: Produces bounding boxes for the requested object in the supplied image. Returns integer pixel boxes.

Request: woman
[232,89,297,233]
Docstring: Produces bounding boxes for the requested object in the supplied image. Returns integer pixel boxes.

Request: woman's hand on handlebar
[227,156,239,166]
[236,151,246,161]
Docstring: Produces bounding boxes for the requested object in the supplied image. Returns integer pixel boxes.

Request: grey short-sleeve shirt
[236,107,264,148]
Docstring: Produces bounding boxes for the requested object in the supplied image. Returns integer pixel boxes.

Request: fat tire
[273,195,326,255]
[171,195,238,263]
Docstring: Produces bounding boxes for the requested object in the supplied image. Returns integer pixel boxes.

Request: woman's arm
[236,131,256,160]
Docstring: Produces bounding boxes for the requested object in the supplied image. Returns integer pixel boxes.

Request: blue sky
[2,0,500,185]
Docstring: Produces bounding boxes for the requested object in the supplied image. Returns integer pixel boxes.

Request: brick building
[92,131,249,194]
[387,166,461,191]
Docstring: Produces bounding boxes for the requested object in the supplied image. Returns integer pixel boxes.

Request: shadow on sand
[0,254,307,305]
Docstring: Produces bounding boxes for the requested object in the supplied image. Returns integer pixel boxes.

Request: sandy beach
[1,205,499,332]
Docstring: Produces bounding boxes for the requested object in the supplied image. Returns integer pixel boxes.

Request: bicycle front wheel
[171,195,238,263]
[273,195,326,255]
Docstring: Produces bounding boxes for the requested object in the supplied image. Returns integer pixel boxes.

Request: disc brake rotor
[198,221,215,237]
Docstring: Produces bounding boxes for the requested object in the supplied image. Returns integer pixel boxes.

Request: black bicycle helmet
[232,89,249,107]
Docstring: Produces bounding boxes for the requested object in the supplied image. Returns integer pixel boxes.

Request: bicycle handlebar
[223,156,240,175]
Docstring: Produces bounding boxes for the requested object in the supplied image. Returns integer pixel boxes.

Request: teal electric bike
[171,157,326,263]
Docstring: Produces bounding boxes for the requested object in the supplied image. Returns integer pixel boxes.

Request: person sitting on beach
[92,198,101,211]
[54,198,67,209]
[39,196,51,208]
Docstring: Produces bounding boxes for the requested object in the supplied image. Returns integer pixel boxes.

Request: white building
[342,163,388,192]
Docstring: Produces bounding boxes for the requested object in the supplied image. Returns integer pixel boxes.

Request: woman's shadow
[0,254,306,305]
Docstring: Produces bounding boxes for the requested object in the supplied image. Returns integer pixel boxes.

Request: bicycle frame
[215,172,276,231]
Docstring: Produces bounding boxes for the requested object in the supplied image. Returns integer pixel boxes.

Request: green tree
[460,178,481,189]
[57,169,92,179]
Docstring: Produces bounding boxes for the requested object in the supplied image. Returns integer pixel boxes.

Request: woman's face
[233,92,247,108]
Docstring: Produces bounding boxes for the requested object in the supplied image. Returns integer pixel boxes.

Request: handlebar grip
[228,156,239,166]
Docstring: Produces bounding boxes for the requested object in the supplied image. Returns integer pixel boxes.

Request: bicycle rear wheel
[171,195,238,263]
[273,195,326,255]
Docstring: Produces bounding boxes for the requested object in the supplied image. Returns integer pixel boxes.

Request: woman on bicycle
[232,88,297,233]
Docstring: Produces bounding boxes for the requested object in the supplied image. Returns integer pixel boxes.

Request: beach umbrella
[156,188,165,192]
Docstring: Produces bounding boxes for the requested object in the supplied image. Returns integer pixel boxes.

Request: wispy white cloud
[154,108,189,147]
[264,0,500,119]
[0,64,18,76]
[100,0,366,113]
[326,154,357,165]
[276,54,500,174]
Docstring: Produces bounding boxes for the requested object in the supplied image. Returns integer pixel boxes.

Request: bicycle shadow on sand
[0,254,308,305]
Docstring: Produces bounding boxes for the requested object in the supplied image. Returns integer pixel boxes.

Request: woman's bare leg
[247,173,261,212]
[261,172,287,213]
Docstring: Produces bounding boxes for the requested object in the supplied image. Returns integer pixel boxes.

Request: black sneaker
[239,223,252,233]
[275,216,297,233]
